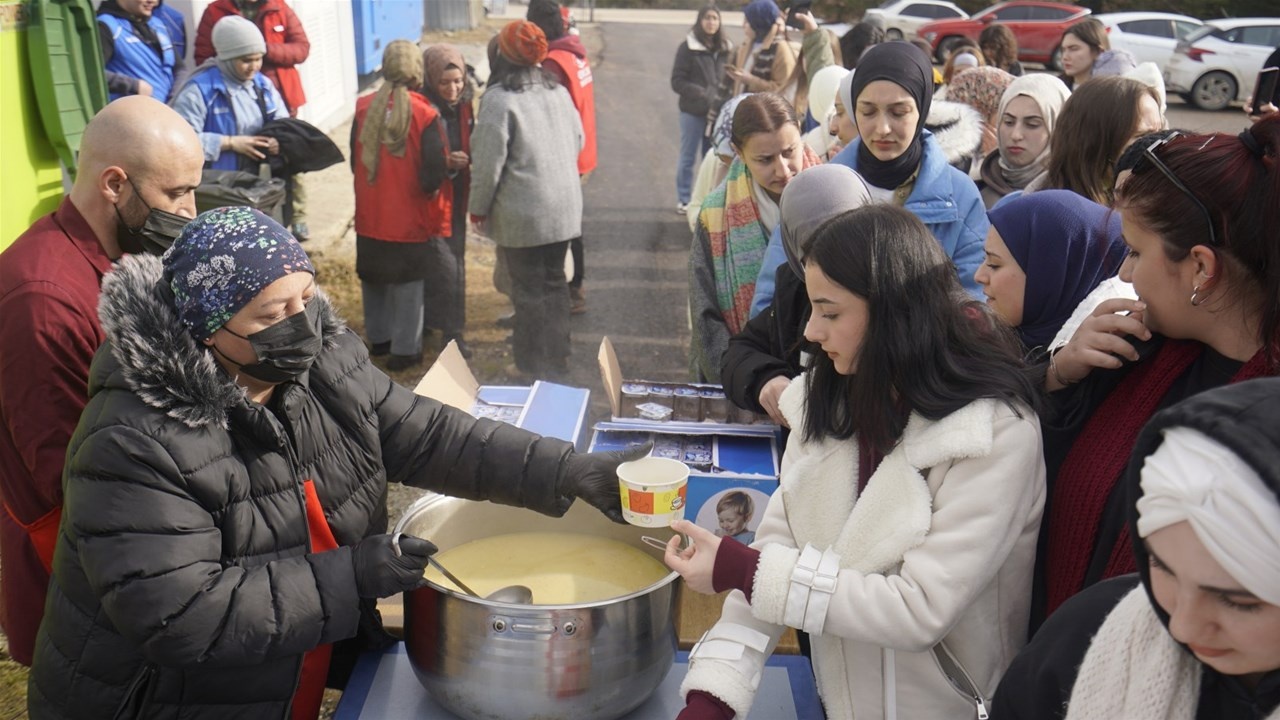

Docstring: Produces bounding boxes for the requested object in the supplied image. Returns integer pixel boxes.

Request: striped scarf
[701,148,819,336]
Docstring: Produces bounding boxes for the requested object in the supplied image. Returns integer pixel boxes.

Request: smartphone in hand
[1253,67,1279,115]
[785,1,813,29]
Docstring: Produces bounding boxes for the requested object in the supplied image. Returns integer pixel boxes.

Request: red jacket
[194,0,309,115]
[544,35,597,176]
[0,198,111,665]
[353,92,450,242]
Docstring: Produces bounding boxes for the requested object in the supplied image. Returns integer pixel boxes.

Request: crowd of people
[670,2,1280,719]
[1,0,1279,718]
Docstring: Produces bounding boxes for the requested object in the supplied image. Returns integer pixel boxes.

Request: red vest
[546,48,598,175]
[422,96,473,230]
[353,92,450,242]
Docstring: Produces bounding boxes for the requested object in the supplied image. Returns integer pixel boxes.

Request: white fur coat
[681,378,1046,720]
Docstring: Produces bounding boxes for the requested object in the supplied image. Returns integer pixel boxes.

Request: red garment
[1044,340,1273,617]
[291,480,339,720]
[422,95,473,230]
[352,92,450,242]
[194,0,309,115]
[0,198,111,665]
[544,36,597,176]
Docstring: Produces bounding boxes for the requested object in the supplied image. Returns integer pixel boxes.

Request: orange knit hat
[497,20,548,67]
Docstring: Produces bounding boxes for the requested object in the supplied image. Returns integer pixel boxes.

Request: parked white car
[1094,12,1202,68]
[862,0,968,41]
[1164,18,1280,111]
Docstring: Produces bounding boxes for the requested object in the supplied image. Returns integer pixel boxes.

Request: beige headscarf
[423,44,466,102]
[359,39,424,181]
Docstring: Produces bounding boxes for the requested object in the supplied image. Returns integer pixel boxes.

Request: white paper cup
[617,457,689,527]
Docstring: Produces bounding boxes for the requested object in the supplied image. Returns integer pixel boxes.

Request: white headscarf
[995,73,1071,188]
[1137,426,1280,605]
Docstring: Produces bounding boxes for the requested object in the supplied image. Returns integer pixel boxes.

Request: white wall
[164,0,357,132]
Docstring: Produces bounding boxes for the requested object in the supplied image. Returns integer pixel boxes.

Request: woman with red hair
[1032,115,1280,629]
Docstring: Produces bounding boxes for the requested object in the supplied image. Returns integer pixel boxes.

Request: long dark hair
[485,35,559,92]
[693,5,727,54]
[1046,76,1158,205]
[800,205,1041,453]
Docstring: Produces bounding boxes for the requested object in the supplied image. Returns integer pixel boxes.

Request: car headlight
[922,31,937,41]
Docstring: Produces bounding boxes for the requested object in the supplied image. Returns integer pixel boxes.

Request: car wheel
[1190,71,1236,111]
[1047,46,1063,72]
[936,36,964,63]
[887,28,903,40]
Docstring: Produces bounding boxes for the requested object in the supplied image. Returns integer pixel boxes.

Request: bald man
[0,96,202,665]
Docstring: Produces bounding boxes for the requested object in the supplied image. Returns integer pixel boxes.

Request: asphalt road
[562,20,1253,416]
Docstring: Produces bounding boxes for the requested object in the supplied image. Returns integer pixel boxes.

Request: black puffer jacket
[670,32,732,118]
[28,255,576,720]
[720,265,808,414]
[992,378,1280,720]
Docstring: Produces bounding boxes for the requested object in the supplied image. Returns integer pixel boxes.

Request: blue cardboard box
[414,341,591,451]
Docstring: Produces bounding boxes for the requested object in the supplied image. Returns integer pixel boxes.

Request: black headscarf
[849,41,933,190]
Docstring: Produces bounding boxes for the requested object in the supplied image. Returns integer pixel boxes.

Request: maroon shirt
[0,198,111,664]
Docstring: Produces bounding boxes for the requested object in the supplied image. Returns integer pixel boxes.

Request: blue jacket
[830,132,987,299]
[99,13,177,102]
[172,65,286,170]
[153,4,187,67]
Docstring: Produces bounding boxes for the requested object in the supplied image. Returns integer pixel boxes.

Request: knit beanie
[163,207,314,341]
[527,0,565,41]
[211,15,265,60]
[498,20,548,67]
[743,0,779,36]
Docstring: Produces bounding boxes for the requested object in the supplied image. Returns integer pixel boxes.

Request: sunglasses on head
[1135,131,1219,247]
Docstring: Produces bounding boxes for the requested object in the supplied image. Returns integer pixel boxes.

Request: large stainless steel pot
[392,493,682,720]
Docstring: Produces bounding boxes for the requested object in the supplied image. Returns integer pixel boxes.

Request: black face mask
[115,178,191,256]
[217,300,324,385]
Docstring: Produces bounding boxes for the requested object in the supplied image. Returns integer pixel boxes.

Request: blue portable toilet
[352,0,425,76]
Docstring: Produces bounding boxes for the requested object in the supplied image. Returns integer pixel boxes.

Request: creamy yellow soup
[424,531,669,604]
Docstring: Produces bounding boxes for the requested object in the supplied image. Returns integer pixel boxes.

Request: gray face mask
[216,301,324,385]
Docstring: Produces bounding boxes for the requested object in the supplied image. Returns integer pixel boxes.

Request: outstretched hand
[664,519,721,594]
[563,442,654,523]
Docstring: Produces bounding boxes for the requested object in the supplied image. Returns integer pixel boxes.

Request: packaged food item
[699,388,730,423]
[636,402,674,422]
[647,385,675,414]
[672,386,703,422]
[620,382,649,419]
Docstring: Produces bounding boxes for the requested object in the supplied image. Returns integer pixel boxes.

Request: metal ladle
[394,533,534,604]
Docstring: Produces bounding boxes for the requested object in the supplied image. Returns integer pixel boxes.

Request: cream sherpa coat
[681,378,1046,720]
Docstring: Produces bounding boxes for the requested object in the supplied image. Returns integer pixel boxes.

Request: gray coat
[28,255,576,720]
[469,81,583,248]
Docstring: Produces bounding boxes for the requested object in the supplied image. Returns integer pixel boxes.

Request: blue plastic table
[334,644,823,719]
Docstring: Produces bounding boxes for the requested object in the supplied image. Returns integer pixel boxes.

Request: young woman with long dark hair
[1032,116,1280,629]
[672,5,733,214]
[1059,17,1108,89]
[668,204,1046,719]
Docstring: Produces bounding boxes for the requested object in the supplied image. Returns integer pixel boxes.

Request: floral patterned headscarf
[163,206,313,341]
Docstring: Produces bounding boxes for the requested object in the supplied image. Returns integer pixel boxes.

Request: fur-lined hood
[925,99,984,168]
[95,254,345,430]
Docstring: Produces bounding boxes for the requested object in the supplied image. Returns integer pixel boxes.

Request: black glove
[352,533,438,599]
[563,442,654,523]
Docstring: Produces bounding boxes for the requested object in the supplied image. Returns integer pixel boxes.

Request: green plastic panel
[25,0,108,178]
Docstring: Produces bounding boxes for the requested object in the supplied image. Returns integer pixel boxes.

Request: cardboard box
[414,341,591,451]
[594,337,782,538]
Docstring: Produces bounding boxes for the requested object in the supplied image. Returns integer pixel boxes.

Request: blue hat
[743,0,779,36]
[163,207,314,341]
[987,190,1127,349]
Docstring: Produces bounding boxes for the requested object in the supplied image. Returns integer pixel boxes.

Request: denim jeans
[676,111,708,204]
[362,280,424,357]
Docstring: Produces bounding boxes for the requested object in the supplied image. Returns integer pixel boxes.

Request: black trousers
[502,241,571,375]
